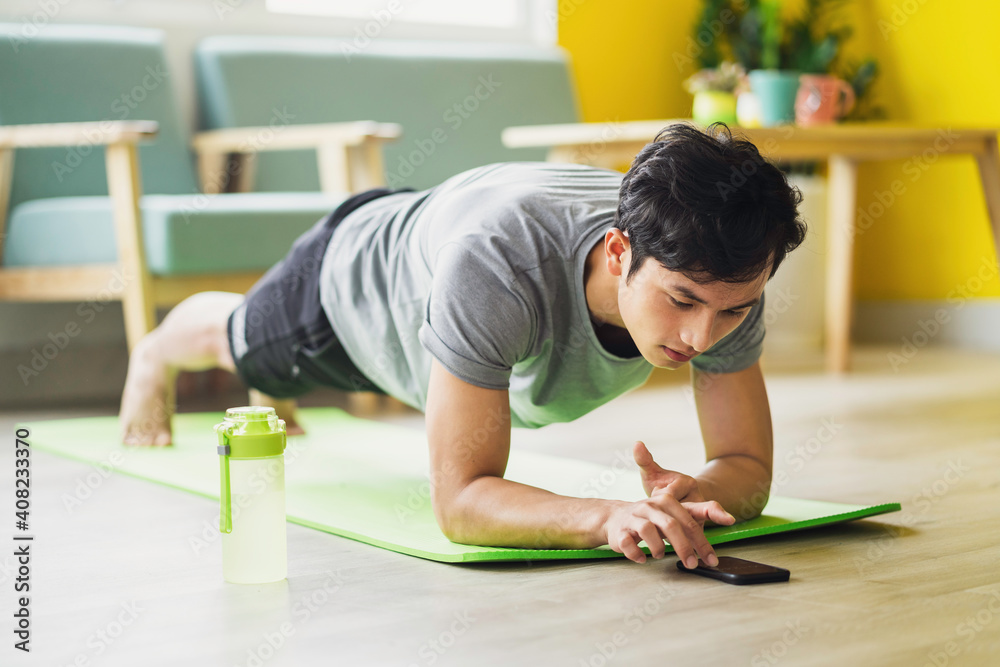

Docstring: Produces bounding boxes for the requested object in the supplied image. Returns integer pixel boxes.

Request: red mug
[795,74,855,126]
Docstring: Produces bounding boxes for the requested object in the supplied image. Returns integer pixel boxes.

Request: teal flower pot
[748,70,801,127]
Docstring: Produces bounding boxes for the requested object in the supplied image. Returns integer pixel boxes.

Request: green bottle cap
[215,406,287,458]
[214,406,287,534]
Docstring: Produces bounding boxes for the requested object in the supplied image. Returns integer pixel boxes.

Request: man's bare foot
[119,335,175,446]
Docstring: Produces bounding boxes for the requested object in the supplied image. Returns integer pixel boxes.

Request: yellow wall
[558,0,1000,301]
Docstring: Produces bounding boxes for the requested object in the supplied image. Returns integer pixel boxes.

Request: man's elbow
[431,479,479,544]
[735,477,772,522]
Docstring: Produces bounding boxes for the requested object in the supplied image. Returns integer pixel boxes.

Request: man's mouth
[662,346,693,363]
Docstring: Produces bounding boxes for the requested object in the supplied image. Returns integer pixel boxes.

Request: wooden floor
[2,344,999,666]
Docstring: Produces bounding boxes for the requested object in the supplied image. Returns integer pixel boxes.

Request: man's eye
[670,298,692,309]
[727,310,749,318]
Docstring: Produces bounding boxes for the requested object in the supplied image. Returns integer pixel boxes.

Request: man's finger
[618,530,646,564]
[684,500,736,525]
[643,495,712,565]
[664,477,696,498]
[632,440,662,470]
[668,504,717,565]
[645,511,696,568]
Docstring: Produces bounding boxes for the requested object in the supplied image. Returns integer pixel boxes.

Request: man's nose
[680,312,714,354]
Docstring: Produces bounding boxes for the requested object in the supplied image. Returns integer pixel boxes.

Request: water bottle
[215,406,288,584]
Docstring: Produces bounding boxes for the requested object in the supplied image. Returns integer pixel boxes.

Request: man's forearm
[442,475,620,550]
[695,454,772,521]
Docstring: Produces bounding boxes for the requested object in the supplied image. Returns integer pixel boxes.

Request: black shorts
[226,187,410,398]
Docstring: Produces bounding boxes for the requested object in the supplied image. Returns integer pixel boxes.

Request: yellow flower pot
[692,91,737,126]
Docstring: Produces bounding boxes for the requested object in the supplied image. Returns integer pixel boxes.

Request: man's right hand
[425,359,736,561]
[603,493,735,566]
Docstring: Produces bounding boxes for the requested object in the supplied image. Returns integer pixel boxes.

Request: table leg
[825,155,858,373]
[974,136,1000,266]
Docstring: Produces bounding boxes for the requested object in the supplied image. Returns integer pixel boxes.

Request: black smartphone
[676,556,790,585]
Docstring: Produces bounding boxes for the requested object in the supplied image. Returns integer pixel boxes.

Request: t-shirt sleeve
[418,243,536,390]
[690,291,766,374]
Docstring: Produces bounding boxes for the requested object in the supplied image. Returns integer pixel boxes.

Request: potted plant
[743,0,801,126]
[683,60,746,127]
[712,0,879,127]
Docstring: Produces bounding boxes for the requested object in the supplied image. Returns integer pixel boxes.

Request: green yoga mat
[20,408,900,563]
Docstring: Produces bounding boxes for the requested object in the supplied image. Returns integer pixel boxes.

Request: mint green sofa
[194,36,580,192]
[0,24,394,349]
[1,24,580,362]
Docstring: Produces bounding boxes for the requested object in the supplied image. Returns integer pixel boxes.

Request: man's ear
[605,228,629,279]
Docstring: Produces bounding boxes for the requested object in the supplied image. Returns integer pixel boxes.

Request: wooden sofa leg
[381,395,411,413]
[105,141,155,352]
[349,391,380,416]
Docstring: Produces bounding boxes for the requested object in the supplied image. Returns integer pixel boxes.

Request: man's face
[616,244,769,370]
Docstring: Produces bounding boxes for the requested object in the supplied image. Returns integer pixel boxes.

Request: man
[119,122,806,568]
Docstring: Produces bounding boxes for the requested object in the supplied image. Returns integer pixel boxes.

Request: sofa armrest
[0,120,160,262]
[0,120,159,346]
[191,120,400,153]
[0,120,159,148]
[191,121,402,195]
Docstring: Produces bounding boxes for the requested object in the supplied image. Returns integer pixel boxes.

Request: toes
[120,423,172,447]
[122,430,147,447]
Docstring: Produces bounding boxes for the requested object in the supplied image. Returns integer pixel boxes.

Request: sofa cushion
[0,23,199,212]
[3,192,347,275]
[196,37,580,191]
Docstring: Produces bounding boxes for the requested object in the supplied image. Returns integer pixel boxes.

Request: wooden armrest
[191,120,402,155]
[0,121,159,149]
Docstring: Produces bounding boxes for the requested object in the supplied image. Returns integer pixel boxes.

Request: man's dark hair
[615,122,807,285]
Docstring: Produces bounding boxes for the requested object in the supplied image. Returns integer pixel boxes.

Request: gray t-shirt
[319,162,765,429]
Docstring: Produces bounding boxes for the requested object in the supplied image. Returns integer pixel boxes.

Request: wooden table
[502,120,1000,372]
